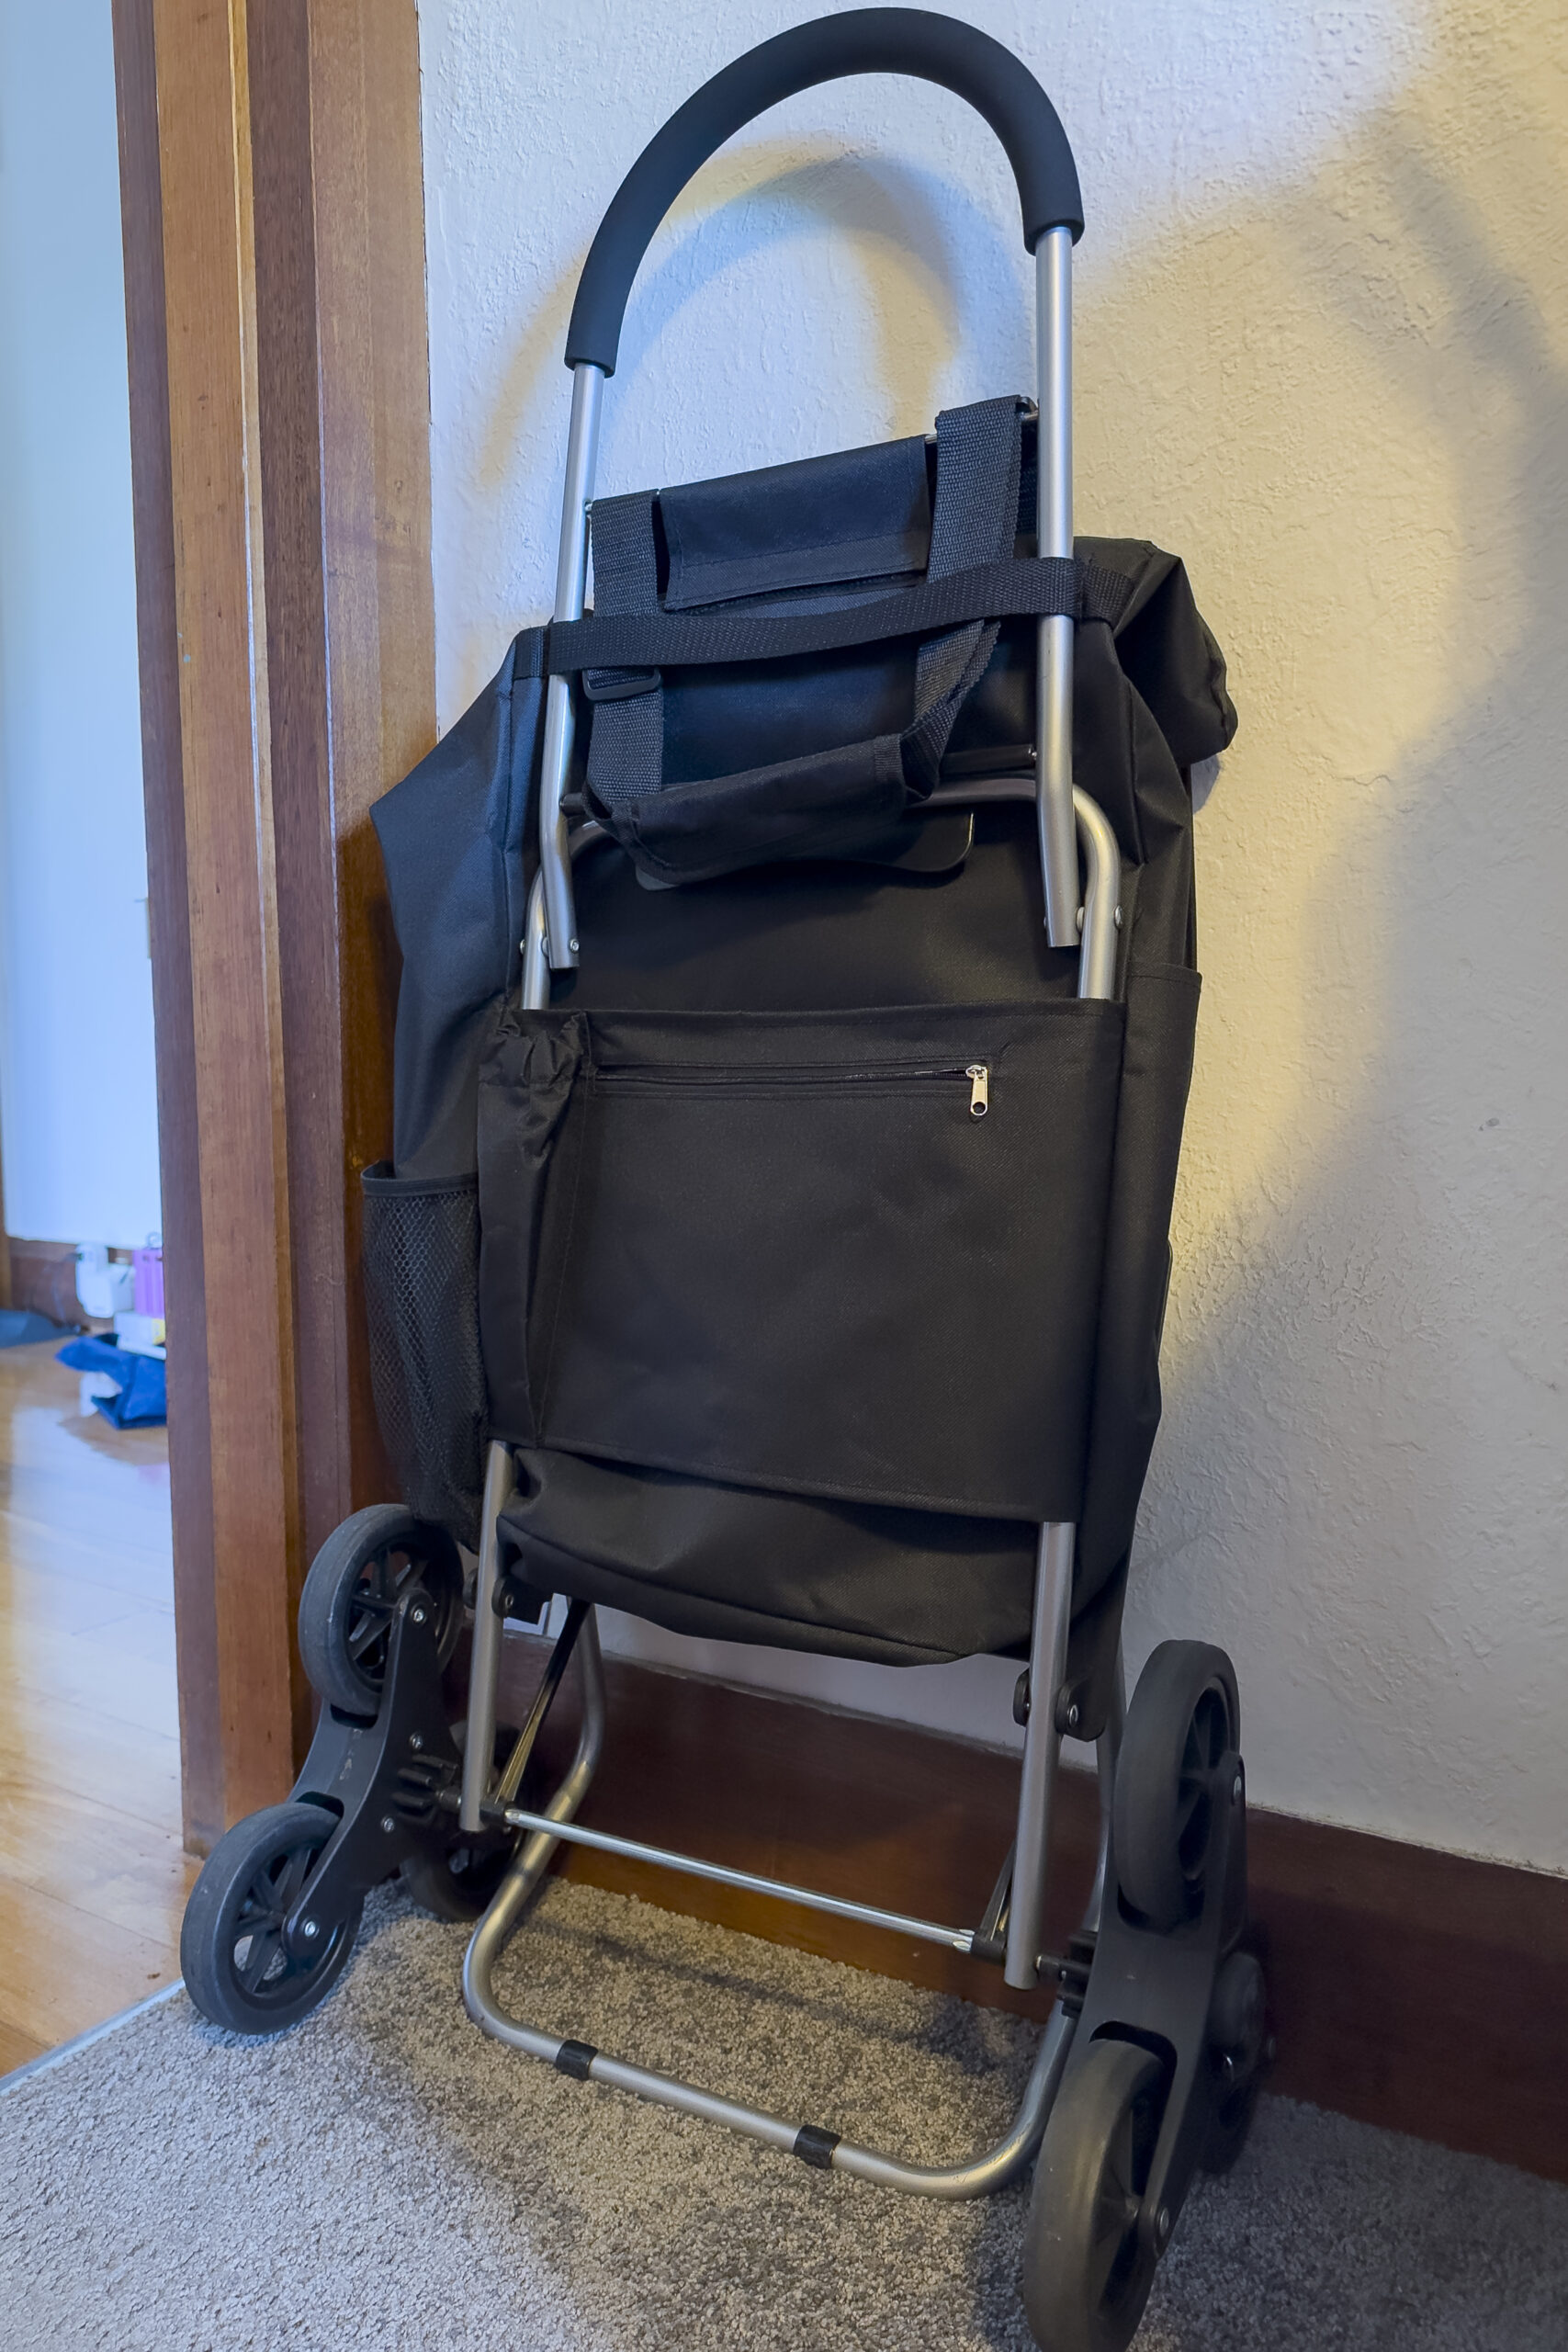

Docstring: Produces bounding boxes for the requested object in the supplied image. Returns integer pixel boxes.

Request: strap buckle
[582,666,661,703]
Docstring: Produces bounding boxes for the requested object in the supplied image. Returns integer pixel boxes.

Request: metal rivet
[569,937,580,953]
[409,1732,423,1750]
[1232,1771,1244,1804]
[300,1917,319,1939]
[1156,2207,1172,2243]
[1066,1702,1080,1729]
[410,1607,426,1625]
[380,1815,396,1834]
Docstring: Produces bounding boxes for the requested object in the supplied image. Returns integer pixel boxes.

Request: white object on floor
[77,1372,121,1415]
[74,1244,134,1319]
[112,1310,166,1360]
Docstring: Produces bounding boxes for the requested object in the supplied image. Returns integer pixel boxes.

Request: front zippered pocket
[479,998,1125,1517]
[592,1059,991,1117]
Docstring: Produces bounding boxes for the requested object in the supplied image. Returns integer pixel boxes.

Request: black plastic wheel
[1022,2038,1167,2352]
[298,1504,464,1717]
[1208,1948,1265,2055]
[180,1802,362,2034]
[400,1724,522,1922]
[1111,1642,1239,1932]
[1201,1949,1268,2173]
[1201,2055,1261,2176]
[401,1834,516,1922]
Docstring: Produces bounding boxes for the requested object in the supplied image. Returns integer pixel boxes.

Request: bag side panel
[477,1011,589,1446]
[1075,964,1202,1605]
[372,632,543,1178]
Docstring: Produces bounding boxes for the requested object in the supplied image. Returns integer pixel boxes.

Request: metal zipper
[592,1059,991,1119]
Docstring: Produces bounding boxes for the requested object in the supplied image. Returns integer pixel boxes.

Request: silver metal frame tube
[532,800,1116,1008]
[493,1803,978,1954]
[1073,786,1122,1001]
[1004,1521,1075,1988]
[458,1441,519,1831]
[504,1992,1076,2201]
[1035,228,1077,949]
[459,1590,1098,2198]
[831,2000,1076,2196]
[1086,1651,1127,1936]
[464,1611,607,2018]
[521,872,550,1013]
[571,2052,806,2156]
[467,1667,1077,2203]
[538,363,604,971]
[523,821,607,1012]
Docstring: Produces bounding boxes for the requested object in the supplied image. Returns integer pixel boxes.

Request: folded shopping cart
[183,17,1264,2346]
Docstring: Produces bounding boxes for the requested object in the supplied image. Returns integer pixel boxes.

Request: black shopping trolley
[182,17,1264,2346]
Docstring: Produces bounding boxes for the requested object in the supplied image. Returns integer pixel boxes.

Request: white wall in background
[0,2,161,1250]
[418,0,1568,1871]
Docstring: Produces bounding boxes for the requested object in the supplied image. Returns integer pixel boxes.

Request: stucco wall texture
[417,1,1566,1872]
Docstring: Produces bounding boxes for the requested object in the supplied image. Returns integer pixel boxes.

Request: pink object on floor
[132,1247,164,1319]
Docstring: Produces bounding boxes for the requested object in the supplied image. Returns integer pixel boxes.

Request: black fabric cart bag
[366,399,1233,1665]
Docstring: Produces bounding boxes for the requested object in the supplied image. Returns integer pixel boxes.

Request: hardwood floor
[0,1340,192,2072]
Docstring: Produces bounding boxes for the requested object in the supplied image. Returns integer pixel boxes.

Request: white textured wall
[418,0,1567,1871]
[0,1,162,1250]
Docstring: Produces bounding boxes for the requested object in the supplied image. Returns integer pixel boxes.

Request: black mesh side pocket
[361,1164,487,1550]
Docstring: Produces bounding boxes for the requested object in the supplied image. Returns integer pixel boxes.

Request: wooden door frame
[111,0,434,1850]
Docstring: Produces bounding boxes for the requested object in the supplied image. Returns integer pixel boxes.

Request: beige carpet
[4,1876,1565,2350]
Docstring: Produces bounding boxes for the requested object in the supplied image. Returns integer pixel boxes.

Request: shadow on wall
[1110,44,1567,1869]
[450,6,1565,1871]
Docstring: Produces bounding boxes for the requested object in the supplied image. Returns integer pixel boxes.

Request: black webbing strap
[906,397,1023,788]
[582,489,663,812]
[554,552,1130,677]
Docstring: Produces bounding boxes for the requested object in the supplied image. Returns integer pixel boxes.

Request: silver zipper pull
[966,1063,989,1118]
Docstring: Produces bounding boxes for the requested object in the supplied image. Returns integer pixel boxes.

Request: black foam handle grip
[566,9,1082,376]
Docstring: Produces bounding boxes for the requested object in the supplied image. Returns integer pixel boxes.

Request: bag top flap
[658,433,931,611]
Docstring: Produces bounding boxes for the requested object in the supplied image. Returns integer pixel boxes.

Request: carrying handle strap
[567,10,1082,377]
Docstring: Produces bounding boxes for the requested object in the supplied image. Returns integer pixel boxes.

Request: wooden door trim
[112,0,224,1844]
[112,0,434,1847]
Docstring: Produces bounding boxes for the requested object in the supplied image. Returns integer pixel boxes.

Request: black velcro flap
[660,435,931,611]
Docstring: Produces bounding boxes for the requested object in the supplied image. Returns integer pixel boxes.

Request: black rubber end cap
[554,2040,598,2081]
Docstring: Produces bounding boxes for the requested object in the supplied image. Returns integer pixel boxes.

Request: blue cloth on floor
[0,1308,65,1346]
[56,1336,167,1427]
